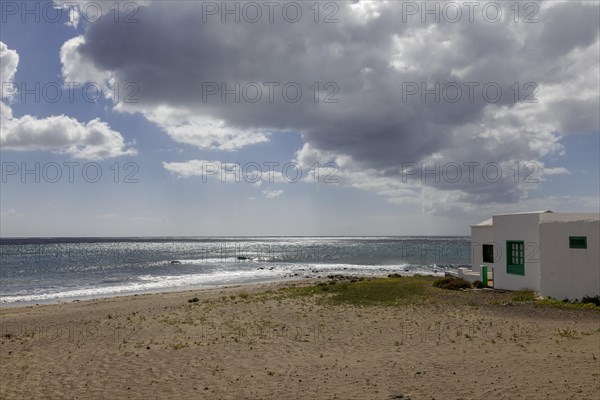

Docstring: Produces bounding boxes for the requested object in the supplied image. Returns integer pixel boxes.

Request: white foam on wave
[0,268,289,304]
[168,257,240,264]
[0,262,447,304]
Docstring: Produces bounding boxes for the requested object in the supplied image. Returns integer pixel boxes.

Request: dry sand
[1,279,599,399]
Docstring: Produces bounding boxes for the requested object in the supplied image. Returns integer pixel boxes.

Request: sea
[0,236,471,305]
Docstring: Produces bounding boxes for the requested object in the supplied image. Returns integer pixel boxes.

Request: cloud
[0,41,136,160]
[163,159,239,180]
[60,1,599,210]
[0,42,19,97]
[141,106,270,151]
[1,115,137,159]
[544,167,570,176]
[262,189,283,199]
[162,159,289,185]
[60,36,111,84]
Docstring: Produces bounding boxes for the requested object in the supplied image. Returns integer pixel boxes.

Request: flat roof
[471,218,492,227]
[494,210,554,216]
[471,211,599,227]
[540,213,600,223]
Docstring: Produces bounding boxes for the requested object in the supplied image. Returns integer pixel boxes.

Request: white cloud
[60,36,111,84]
[143,107,270,151]
[349,0,385,24]
[163,159,292,185]
[1,102,13,121]
[163,159,311,202]
[163,159,239,180]
[294,143,338,169]
[0,42,19,98]
[1,115,136,159]
[262,189,283,199]
[544,167,570,176]
[1,41,136,160]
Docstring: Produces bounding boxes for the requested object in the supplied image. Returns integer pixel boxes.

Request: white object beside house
[468,210,599,300]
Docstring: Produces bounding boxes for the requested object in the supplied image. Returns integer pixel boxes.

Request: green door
[506,241,525,276]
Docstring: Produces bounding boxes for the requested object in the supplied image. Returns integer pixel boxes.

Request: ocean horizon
[0,236,470,305]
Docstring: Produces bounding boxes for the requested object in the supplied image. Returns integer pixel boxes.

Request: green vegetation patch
[192,275,599,312]
[511,291,537,302]
[581,295,600,307]
[278,276,436,306]
[538,297,600,310]
[432,276,472,291]
[498,291,600,310]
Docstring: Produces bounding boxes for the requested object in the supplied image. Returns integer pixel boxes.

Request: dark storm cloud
[62,1,599,210]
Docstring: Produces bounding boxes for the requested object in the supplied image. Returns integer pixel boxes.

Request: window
[482,244,494,263]
[569,236,587,249]
[506,241,524,276]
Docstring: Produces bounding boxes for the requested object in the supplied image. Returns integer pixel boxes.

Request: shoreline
[0,276,323,310]
[2,270,439,308]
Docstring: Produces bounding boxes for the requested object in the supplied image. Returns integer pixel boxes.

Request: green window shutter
[506,241,525,276]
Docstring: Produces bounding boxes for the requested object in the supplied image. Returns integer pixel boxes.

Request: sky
[0,0,599,237]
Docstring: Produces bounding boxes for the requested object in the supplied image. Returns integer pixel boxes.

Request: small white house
[465,210,599,300]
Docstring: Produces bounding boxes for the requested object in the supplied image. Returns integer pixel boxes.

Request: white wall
[539,220,600,299]
[492,213,541,291]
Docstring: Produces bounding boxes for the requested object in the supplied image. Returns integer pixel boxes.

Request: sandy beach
[1,276,599,399]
